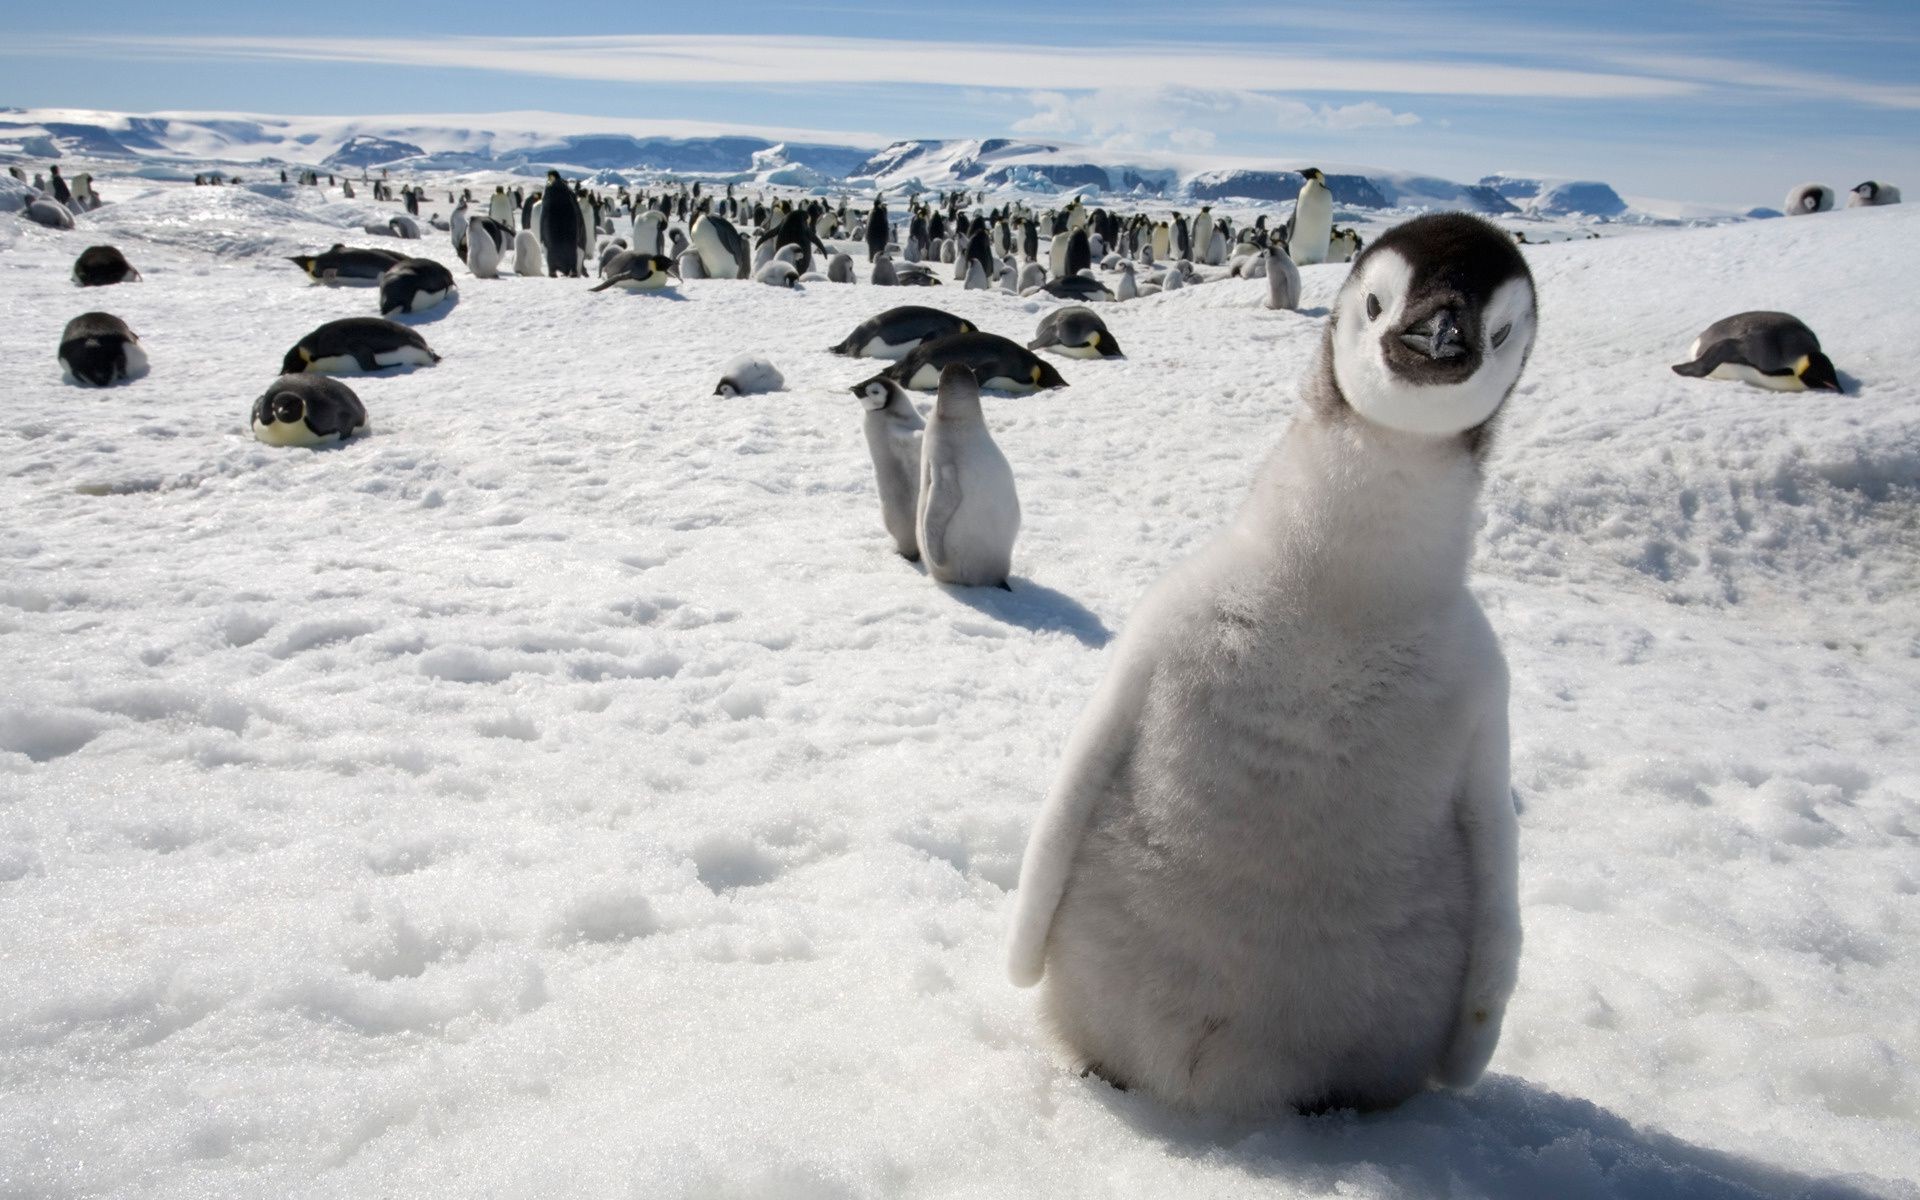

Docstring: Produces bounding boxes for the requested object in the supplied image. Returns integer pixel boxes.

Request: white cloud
[1005,87,1420,153]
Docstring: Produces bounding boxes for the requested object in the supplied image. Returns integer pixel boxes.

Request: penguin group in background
[1008,213,1537,1115]
[251,375,368,447]
[59,312,147,387]
[1671,312,1842,392]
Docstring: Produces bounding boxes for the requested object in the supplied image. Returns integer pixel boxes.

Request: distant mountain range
[1,107,1658,219]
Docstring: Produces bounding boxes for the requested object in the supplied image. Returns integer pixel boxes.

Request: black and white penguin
[1007,213,1537,1115]
[1286,167,1334,264]
[591,252,678,292]
[58,312,147,387]
[864,332,1068,393]
[829,305,976,359]
[377,258,457,316]
[251,374,368,446]
[1037,275,1114,303]
[539,170,588,276]
[72,245,141,287]
[754,261,800,288]
[291,245,409,285]
[1670,311,1842,392]
[1785,182,1835,216]
[1029,306,1123,358]
[713,354,785,397]
[281,318,439,375]
[25,198,76,230]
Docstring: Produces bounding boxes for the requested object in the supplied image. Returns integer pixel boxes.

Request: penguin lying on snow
[713,355,784,397]
[251,375,368,446]
[378,258,456,316]
[59,312,147,386]
[1030,307,1123,358]
[865,332,1068,394]
[1671,312,1842,392]
[1785,182,1834,216]
[1848,181,1901,208]
[72,245,141,287]
[282,318,439,375]
[592,252,678,292]
[290,245,408,285]
[1008,213,1535,1115]
[829,305,975,360]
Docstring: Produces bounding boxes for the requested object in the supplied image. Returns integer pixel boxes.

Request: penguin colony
[21,157,1892,1116]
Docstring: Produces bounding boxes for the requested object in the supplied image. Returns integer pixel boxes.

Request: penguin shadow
[390,293,460,326]
[597,287,691,302]
[1835,369,1865,394]
[937,577,1111,648]
[1087,1072,1896,1199]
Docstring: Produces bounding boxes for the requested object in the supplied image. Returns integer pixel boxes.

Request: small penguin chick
[713,354,785,397]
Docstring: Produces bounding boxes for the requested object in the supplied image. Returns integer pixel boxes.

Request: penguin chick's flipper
[920,464,960,571]
[1670,340,1741,378]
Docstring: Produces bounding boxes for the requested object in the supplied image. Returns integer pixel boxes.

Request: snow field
[0,180,1916,1198]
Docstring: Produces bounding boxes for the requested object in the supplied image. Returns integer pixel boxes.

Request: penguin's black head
[1329,213,1536,443]
[63,337,121,387]
[281,345,309,375]
[1799,351,1843,393]
[269,391,306,425]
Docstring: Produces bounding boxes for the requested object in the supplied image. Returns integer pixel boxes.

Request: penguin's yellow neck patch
[1030,364,1042,383]
[1793,355,1812,376]
[1090,332,1101,345]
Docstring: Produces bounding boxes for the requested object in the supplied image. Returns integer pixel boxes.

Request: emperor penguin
[58,312,148,387]
[539,170,588,277]
[872,255,899,286]
[853,376,927,560]
[513,229,544,276]
[869,332,1068,393]
[829,305,974,360]
[633,210,666,256]
[1115,261,1138,302]
[691,212,750,279]
[592,252,679,292]
[828,253,857,284]
[1007,213,1536,1116]
[465,216,501,278]
[1029,306,1123,358]
[251,374,368,447]
[713,354,785,397]
[916,365,1021,590]
[378,257,456,316]
[488,186,513,228]
[281,318,439,375]
[1670,311,1842,392]
[866,199,890,261]
[679,251,708,280]
[1287,168,1335,265]
[1785,182,1834,216]
[1264,246,1303,311]
[1847,180,1901,207]
[72,245,142,287]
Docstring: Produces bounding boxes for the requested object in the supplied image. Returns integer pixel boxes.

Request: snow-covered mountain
[2,107,1665,218]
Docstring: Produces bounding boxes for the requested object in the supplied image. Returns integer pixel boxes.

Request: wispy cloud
[33,33,1698,100]
[1012,87,1420,153]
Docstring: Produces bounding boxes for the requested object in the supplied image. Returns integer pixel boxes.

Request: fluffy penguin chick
[1007,213,1535,1115]
[916,365,1020,589]
[854,377,926,560]
[714,354,784,397]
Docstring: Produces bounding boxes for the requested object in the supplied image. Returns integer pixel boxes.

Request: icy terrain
[1,179,1917,1198]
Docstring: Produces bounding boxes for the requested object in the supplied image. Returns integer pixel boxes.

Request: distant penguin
[1047,232,1073,280]
[1039,275,1115,303]
[829,305,975,359]
[1264,247,1302,311]
[466,216,501,278]
[1006,213,1537,1116]
[679,250,708,280]
[828,252,856,284]
[281,318,439,375]
[592,252,678,291]
[866,200,890,261]
[539,171,588,276]
[388,214,422,240]
[854,376,926,561]
[291,244,407,285]
[1030,306,1123,358]
[964,258,991,290]
[1328,227,1362,264]
[513,229,543,276]
[867,332,1068,394]
[1115,261,1138,301]
[1019,262,1048,292]
[1287,168,1334,264]
[1785,182,1835,216]
[599,239,631,274]
[488,186,512,228]
[1161,265,1186,292]
[691,212,750,279]
[72,245,141,287]
[26,198,77,230]
[917,365,1020,590]
[633,210,665,255]
[1847,180,1901,207]
[872,255,899,286]
[378,257,456,316]
[251,374,368,447]
[449,200,470,256]
[1670,311,1842,392]
[755,260,800,288]
[714,353,785,397]
[58,312,146,387]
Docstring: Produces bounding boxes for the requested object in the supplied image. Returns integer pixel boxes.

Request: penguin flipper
[1435,695,1522,1089]
[1006,599,1166,988]
[920,462,960,571]
[1670,340,1740,378]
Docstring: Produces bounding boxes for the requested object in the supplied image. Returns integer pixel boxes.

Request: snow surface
[1,176,1918,1199]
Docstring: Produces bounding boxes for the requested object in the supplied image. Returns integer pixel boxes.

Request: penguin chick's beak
[1399,309,1467,360]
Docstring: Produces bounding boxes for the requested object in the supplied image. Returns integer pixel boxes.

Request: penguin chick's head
[1329,212,1536,440]
[851,377,895,410]
[1797,352,1844,393]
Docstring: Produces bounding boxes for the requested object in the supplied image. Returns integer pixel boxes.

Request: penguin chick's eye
[1365,294,1382,321]
[1491,323,1512,350]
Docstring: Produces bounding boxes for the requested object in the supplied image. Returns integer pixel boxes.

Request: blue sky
[4,1,1917,205]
